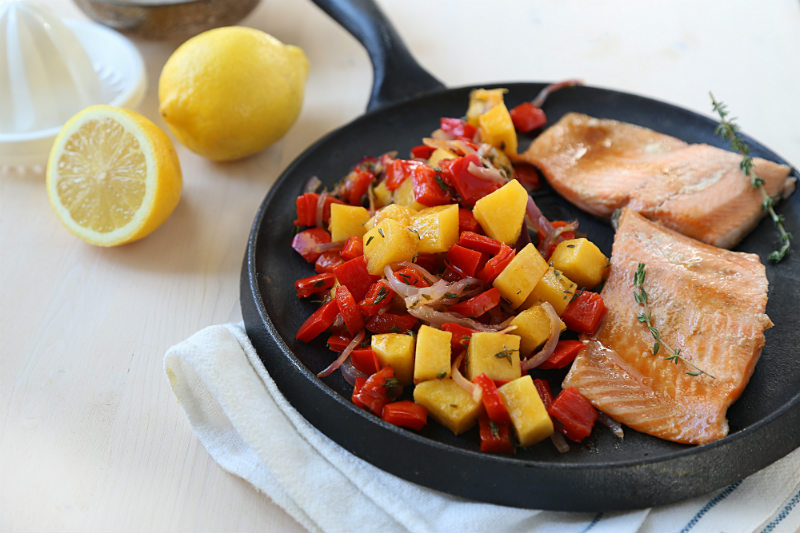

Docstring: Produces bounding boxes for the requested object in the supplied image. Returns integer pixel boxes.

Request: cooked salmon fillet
[520,112,794,248]
[562,209,772,444]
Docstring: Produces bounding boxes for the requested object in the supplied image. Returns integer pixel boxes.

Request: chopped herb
[494,347,517,365]
[444,292,458,299]
[633,263,714,378]
[570,288,585,303]
[399,273,412,282]
[412,253,419,263]
[382,377,401,394]
[378,228,385,238]
[420,293,432,300]
[366,236,374,246]
[566,244,575,248]
[313,279,326,287]
[434,174,449,192]
[450,404,458,408]
[373,286,389,305]
[437,371,447,379]
[390,326,403,333]
[489,420,500,438]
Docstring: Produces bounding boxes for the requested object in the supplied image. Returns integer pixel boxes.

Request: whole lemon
[159,26,309,161]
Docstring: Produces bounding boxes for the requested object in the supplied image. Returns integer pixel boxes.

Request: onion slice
[315,190,328,229]
[340,358,367,386]
[525,195,554,236]
[531,79,584,108]
[408,305,504,332]
[598,412,624,439]
[520,302,561,371]
[317,330,365,378]
[304,175,322,194]
[550,431,570,454]
[539,219,579,257]
[451,352,483,404]
[397,261,442,285]
[467,162,508,185]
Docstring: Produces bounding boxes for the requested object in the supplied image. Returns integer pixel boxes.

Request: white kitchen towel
[164,323,800,533]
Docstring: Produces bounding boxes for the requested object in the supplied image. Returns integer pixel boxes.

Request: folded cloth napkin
[164,323,800,533]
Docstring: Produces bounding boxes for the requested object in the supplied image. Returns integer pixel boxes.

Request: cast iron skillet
[241,0,800,510]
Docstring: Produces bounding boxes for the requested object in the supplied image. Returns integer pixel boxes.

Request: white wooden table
[3,1,799,530]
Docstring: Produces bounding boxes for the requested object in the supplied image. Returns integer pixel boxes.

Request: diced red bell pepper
[295,272,336,299]
[366,312,418,334]
[513,162,541,191]
[458,208,481,234]
[458,231,502,255]
[326,333,352,353]
[381,400,428,431]
[315,250,344,273]
[291,228,331,263]
[548,387,598,442]
[340,236,364,261]
[351,376,367,408]
[410,144,435,160]
[358,279,394,318]
[440,322,477,353]
[344,169,373,206]
[446,244,482,278]
[476,244,515,283]
[413,165,452,207]
[332,256,380,302]
[296,300,340,343]
[438,154,502,207]
[352,365,402,415]
[393,266,431,288]
[294,193,344,227]
[440,117,478,141]
[562,291,607,335]
[478,413,514,454]
[384,159,425,191]
[533,378,554,410]
[350,347,381,376]
[509,102,547,133]
[473,373,511,425]
[448,288,501,318]
[538,340,585,370]
[412,253,442,274]
[335,285,364,336]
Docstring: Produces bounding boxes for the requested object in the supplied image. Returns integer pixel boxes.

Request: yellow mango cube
[328,204,370,242]
[410,204,459,254]
[413,325,452,383]
[363,218,418,275]
[550,238,609,289]
[413,378,481,435]
[371,333,415,386]
[511,304,566,357]
[391,174,426,211]
[365,203,417,230]
[478,102,518,155]
[498,375,554,447]
[428,147,457,167]
[492,243,549,308]
[523,267,578,315]
[472,179,528,245]
[466,88,507,126]
[373,180,392,207]
[465,332,521,382]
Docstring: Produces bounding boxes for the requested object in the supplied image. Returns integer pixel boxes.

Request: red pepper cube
[473,373,511,425]
[478,413,514,454]
[458,231,503,255]
[381,400,428,431]
[352,366,401,415]
[509,102,547,133]
[393,266,431,288]
[332,256,380,302]
[326,334,352,353]
[358,279,394,318]
[366,312,418,334]
[345,169,373,206]
[548,386,598,442]
[294,193,318,226]
[458,208,481,234]
[351,376,367,408]
[446,244,482,278]
[532,378,554,410]
[440,117,477,140]
[448,288,501,318]
[384,159,427,191]
[296,300,340,343]
[476,244,515,284]
[295,272,336,299]
[538,340,585,370]
[440,322,477,353]
[291,228,331,263]
[314,250,344,273]
[350,347,381,376]
[335,285,364,336]
[340,236,364,261]
[512,162,541,191]
[438,154,502,207]
[561,291,607,335]
[410,144,435,160]
[412,164,452,207]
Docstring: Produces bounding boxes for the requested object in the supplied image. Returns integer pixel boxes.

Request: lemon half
[46,105,182,246]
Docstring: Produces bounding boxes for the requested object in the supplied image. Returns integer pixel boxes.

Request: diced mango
[549,238,609,289]
[465,332,521,382]
[413,378,481,435]
[371,333,415,386]
[363,218,418,275]
[478,102,518,155]
[413,325,452,383]
[328,204,370,242]
[410,204,459,254]
[391,174,426,211]
[428,147,457,167]
[523,267,578,315]
[493,243,549,308]
[373,180,392,207]
[498,375,554,447]
[472,179,528,245]
[365,203,417,230]
[466,88,507,126]
[510,303,567,357]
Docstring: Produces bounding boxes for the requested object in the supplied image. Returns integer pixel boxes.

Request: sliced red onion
[304,175,322,194]
[311,241,345,254]
[383,265,419,298]
[315,190,328,229]
[540,219,579,258]
[550,431,570,454]
[317,330,365,378]
[430,129,453,141]
[467,162,508,185]
[525,195,554,236]
[532,79,584,108]
[451,352,482,403]
[339,358,367,386]
[520,302,561,371]
[407,305,503,331]
[598,412,624,439]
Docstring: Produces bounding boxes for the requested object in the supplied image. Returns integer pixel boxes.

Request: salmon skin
[520,112,794,248]
[563,209,772,445]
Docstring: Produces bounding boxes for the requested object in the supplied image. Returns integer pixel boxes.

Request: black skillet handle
[310,0,445,111]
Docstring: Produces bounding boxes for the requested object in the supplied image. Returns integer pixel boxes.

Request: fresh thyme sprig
[710,92,792,262]
[633,263,715,378]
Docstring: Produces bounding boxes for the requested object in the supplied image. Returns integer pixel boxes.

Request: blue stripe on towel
[759,487,800,533]
[580,512,603,533]
[680,480,743,533]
